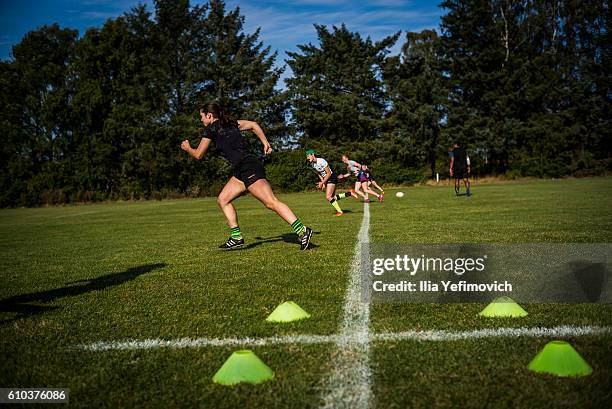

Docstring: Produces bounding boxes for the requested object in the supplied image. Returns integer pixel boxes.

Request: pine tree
[286,24,399,156]
[383,30,447,178]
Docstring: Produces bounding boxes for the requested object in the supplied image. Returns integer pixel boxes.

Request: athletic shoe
[219,237,244,249]
[335,211,344,217]
[378,195,383,203]
[466,191,472,197]
[381,190,385,196]
[349,189,359,200]
[299,226,313,251]
[364,199,371,203]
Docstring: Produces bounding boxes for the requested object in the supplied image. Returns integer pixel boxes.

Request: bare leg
[370,180,384,193]
[354,181,368,199]
[454,178,460,195]
[217,177,247,228]
[325,183,336,201]
[247,179,299,224]
[464,178,471,194]
[362,184,380,197]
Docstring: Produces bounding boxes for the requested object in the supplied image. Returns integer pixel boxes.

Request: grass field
[1,177,611,408]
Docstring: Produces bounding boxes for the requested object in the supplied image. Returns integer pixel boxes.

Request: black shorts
[453,168,468,179]
[233,156,266,188]
[367,173,375,182]
[327,172,338,185]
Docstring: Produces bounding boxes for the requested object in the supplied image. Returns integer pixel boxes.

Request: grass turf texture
[1,177,611,408]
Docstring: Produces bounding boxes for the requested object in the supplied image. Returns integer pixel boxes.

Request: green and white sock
[230,226,242,240]
[291,218,306,235]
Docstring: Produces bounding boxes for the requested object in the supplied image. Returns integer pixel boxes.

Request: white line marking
[79,334,341,352]
[320,203,372,409]
[77,326,612,352]
[374,325,612,342]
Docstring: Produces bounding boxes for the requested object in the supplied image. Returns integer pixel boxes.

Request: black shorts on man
[453,167,468,179]
[327,172,338,185]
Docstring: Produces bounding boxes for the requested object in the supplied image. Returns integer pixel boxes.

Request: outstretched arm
[340,161,361,179]
[181,138,211,160]
[237,120,272,155]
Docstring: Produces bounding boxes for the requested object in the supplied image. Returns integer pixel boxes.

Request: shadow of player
[232,232,322,250]
[0,263,166,324]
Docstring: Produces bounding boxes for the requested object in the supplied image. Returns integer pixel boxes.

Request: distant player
[449,142,472,197]
[307,150,357,216]
[358,165,383,203]
[181,102,313,250]
[363,165,384,196]
[339,154,367,201]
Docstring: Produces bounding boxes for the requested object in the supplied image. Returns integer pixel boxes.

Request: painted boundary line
[78,325,612,352]
[320,202,371,409]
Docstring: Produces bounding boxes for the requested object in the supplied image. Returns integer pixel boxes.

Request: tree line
[1,0,609,206]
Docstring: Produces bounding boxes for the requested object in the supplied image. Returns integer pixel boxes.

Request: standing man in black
[449,142,472,197]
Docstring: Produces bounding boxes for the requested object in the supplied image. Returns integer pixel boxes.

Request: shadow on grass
[0,263,166,324]
[232,232,322,250]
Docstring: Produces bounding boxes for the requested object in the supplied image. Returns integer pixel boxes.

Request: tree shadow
[0,263,166,324]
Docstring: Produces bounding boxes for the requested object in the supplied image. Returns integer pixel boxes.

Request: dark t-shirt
[358,170,369,182]
[201,121,248,167]
[451,147,468,170]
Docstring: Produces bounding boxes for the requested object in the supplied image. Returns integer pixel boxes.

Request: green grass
[1,177,611,408]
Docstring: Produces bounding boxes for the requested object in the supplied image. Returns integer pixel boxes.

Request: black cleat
[219,237,244,249]
[299,226,313,251]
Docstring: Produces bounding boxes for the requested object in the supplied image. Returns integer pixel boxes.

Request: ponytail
[199,101,233,126]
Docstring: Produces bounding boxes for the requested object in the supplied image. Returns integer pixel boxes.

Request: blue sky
[0,0,444,79]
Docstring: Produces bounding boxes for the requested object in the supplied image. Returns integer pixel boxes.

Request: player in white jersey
[306,150,357,216]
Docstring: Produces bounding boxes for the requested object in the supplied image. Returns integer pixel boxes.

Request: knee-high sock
[329,198,342,212]
[334,192,350,201]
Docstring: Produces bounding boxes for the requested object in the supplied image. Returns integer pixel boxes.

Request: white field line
[320,203,372,409]
[79,334,342,352]
[374,325,612,342]
[77,325,612,352]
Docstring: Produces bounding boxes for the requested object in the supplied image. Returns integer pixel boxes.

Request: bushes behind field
[265,150,315,192]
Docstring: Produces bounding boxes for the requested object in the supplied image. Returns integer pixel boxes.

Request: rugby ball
[395,192,405,198]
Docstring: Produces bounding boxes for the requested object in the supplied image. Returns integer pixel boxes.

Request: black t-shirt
[201,121,248,167]
[451,146,468,170]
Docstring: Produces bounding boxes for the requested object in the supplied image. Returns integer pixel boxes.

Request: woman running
[363,165,385,196]
[339,154,367,201]
[358,165,383,203]
[306,150,357,216]
[180,102,313,250]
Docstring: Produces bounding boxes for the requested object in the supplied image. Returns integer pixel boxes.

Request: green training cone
[478,296,528,317]
[266,301,311,323]
[528,341,593,377]
[212,350,274,386]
